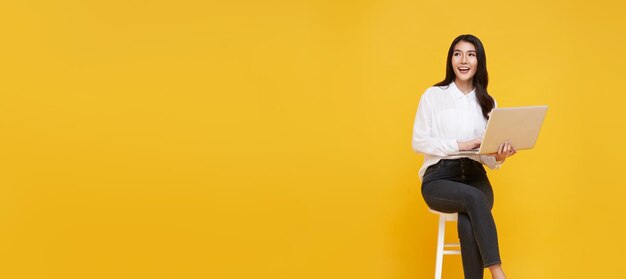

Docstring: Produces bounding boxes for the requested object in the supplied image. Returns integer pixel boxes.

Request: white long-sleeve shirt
[412,81,502,180]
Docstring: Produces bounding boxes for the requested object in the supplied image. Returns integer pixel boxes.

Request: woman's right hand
[457,137,482,151]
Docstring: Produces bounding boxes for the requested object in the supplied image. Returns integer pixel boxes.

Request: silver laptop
[454,105,548,155]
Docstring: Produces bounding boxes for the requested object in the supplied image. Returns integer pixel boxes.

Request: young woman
[412,34,516,279]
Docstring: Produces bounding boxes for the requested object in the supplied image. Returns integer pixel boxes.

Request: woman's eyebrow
[453,49,476,52]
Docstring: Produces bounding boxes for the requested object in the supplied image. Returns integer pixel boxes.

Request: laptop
[453,105,548,155]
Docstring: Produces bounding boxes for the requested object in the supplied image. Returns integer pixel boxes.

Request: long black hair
[435,34,495,119]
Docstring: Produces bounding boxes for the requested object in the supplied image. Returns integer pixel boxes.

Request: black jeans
[421,158,501,279]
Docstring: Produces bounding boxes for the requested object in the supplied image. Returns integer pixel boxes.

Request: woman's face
[451,40,478,83]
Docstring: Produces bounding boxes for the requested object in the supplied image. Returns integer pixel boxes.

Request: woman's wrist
[457,140,465,151]
[457,138,481,151]
[495,155,505,163]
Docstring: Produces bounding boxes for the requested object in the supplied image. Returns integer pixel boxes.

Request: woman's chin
[455,75,474,82]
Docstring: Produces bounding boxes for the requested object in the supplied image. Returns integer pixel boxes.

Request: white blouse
[412,81,502,180]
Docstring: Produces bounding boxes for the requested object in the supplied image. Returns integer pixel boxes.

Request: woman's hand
[494,141,517,162]
[457,137,482,151]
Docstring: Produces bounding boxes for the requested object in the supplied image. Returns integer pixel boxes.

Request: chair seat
[428,209,458,221]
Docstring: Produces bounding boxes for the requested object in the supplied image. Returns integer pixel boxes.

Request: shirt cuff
[481,155,503,170]
[443,139,459,155]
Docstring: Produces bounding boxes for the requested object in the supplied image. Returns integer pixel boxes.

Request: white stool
[429,209,461,279]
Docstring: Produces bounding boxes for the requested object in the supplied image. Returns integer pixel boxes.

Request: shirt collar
[449,81,476,100]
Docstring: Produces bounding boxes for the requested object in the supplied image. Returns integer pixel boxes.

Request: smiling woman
[412,34,517,279]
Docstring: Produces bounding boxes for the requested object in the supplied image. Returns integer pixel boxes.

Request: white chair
[429,209,461,279]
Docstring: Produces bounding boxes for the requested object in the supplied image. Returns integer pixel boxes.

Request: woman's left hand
[494,141,516,162]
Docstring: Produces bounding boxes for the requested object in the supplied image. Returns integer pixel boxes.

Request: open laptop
[453,105,548,155]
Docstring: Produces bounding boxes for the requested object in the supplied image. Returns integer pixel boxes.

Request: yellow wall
[1,0,625,278]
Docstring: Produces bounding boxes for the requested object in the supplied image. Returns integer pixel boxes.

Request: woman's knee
[463,190,490,211]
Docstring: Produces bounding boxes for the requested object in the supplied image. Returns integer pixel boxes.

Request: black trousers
[421,158,501,279]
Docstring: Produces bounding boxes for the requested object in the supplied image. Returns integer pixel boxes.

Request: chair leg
[434,214,445,279]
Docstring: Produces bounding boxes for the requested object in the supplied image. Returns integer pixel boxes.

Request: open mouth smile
[458,67,470,74]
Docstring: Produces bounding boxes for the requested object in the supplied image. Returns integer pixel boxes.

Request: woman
[412,34,516,279]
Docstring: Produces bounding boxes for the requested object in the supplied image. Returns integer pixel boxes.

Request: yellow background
[1,0,625,278]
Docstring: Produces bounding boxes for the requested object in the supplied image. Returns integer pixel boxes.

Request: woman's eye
[469,53,476,56]
[454,53,460,56]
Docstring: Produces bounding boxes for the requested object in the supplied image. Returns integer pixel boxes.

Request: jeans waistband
[438,157,482,167]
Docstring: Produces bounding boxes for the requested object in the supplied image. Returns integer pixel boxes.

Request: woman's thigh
[421,179,490,213]
[421,160,494,212]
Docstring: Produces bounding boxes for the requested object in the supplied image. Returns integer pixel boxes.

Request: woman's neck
[454,79,474,94]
